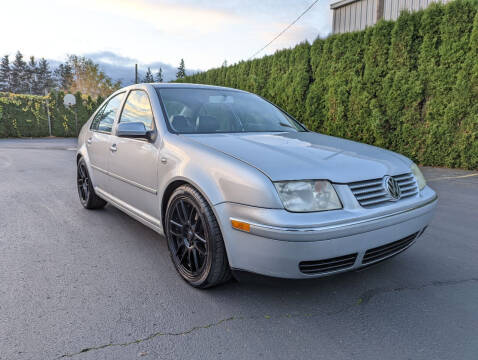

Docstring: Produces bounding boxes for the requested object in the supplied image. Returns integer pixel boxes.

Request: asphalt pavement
[0,138,477,360]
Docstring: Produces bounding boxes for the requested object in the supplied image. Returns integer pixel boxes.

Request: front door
[87,92,125,190]
[107,89,160,219]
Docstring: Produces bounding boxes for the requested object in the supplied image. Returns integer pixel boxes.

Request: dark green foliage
[143,67,154,83]
[176,59,186,79]
[178,0,478,170]
[36,58,53,95]
[155,68,163,82]
[0,55,10,92]
[54,63,74,91]
[11,51,28,94]
[0,91,103,138]
[27,56,40,95]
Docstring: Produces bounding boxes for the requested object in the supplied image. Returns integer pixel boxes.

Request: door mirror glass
[117,122,151,139]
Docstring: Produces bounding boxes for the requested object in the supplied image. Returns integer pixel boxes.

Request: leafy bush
[179,0,478,170]
[0,91,102,137]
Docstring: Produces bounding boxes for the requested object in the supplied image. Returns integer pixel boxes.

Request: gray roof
[330,0,361,9]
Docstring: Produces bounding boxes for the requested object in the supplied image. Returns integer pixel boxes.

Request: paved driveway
[1,138,477,360]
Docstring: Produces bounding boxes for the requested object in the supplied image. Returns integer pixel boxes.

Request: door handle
[110,144,117,152]
[87,137,92,145]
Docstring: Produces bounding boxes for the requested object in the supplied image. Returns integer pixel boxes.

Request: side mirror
[117,122,152,140]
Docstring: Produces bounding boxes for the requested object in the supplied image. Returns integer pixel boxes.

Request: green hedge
[179,0,478,170]
[0,91,103,137]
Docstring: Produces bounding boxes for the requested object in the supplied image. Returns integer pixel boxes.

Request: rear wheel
[165,185,231,288]
[77,158,107,210]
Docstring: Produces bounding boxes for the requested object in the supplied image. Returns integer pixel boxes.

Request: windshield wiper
[279,122,294,129]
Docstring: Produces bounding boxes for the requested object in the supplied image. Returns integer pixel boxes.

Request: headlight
[274,180,342,212]
[411,163,426,190]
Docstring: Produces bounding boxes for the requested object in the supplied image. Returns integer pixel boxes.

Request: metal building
[331,0,451,34]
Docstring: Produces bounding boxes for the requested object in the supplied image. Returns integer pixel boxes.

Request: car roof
[152,83,246,93]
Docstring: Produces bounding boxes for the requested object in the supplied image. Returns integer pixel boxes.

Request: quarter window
[91,92,125,133]
[119,90,154,130]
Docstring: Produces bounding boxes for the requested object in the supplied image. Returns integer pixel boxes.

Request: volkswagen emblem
[383,176,401,201]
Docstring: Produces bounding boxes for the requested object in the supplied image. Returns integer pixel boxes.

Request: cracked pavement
[1,138,477,360]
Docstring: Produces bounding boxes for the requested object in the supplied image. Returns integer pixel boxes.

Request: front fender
[158,135,283,216]
[76,124,97,187]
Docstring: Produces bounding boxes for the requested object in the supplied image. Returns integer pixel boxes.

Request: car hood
[183,132,411,183]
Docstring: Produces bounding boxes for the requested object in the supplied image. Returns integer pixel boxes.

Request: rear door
[86,92,125,190]
[107,89,160,219]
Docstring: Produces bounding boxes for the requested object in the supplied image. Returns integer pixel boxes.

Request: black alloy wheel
[168,197,208,276]
[77,161,90,204]
[77,158,107,210]
[165,185,231,288]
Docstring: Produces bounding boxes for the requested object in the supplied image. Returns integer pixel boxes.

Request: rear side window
[119,90,154,130]
[91,92,125,133]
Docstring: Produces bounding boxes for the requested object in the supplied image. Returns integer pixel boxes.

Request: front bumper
[214,186,437,279]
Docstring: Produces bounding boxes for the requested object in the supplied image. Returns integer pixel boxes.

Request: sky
[1,0,334,82]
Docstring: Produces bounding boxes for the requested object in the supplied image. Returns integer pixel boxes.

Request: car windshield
[156,87,306,134]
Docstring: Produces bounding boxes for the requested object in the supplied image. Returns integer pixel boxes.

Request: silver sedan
[76,83,437,288]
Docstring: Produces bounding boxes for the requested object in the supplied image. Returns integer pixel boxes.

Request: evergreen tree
[37,58,53,94]
[27,56,40,94]
[176,59,186,79]
[10,51,27,93]
[0,55,10,92]
[155,67,163,82]
[282,42,310,122]
[142,67,154,82]
[54,63,74,90]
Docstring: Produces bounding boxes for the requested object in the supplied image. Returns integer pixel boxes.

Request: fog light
[231,219,251,232]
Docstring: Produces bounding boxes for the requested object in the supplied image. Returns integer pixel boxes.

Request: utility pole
[135,64,138,84]
[44,88,52,137]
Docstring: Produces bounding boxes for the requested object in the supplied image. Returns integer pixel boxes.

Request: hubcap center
[183,226,194,248]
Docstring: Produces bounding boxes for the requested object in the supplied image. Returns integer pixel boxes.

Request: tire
[77,158,107,210]
[165,185,231,288]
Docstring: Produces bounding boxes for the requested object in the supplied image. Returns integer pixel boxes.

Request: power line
[248,0,321,60]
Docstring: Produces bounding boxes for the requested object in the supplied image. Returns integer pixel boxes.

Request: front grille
[362,232,419,265]
[349,173,418,208]
[299,253,357,275]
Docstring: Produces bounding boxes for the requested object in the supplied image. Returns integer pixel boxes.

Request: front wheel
[165,185,231,288]
[77,158,107,210]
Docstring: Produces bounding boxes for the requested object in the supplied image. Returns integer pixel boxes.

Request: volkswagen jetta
[76,83,437,288]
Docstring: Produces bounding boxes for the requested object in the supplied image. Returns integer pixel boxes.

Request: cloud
[83,0,242,37]
[85,51,137,67]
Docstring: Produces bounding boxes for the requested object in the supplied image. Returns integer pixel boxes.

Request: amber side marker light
[231,219,251,232]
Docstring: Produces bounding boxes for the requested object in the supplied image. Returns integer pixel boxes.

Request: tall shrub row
[0,91,103,137]
[179,0,478,170]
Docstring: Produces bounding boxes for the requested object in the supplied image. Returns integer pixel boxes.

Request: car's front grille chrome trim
[349,173,419,208]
